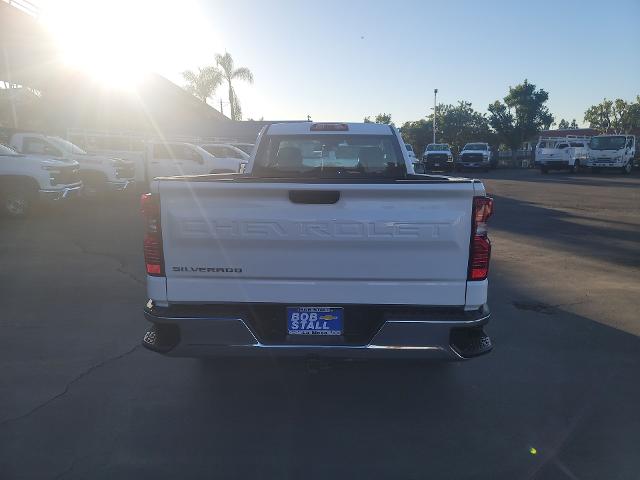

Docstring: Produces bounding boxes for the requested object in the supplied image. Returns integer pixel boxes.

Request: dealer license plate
[287,307,343,335]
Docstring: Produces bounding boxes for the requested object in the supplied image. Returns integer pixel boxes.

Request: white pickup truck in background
[145,141,248,180]
[199,143,250,167]
[9,133,135,196]
[0,143,82,217]
[536,136,590,173]
[456,143,493,172]
[420,143,453,172]
[67,133,250,185]
[586,135,636,174]
[140,122,494,360]
[228,142,255,156]
[67,132,147,185]
[405,143,417,163]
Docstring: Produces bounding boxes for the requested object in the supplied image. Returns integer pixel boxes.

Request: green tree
[429,101,492,152]
[181,66,222,104]
[399,119,434,158]
[558,119,570,129]
[375,113,393,125]
[364,113,393,124]
[487,101,516,150]
[488,79,554,155]
[584,97,640,133]
[570,119,579,129]
[215,52,254,121]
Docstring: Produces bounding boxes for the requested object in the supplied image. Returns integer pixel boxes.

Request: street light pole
[433,88,438,144]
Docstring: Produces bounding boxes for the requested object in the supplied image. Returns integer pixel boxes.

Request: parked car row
[536,134,636,174]
[405,133,637,175]
[411,142,495,173]
[1,131,255,217]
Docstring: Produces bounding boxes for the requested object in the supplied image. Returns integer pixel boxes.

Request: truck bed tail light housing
[468,196,493,281]
[141,193,164,276]
[310,123,349,131]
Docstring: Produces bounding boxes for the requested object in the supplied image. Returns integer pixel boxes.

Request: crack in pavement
[52,453,88,480]
[71,239,145,286]
[0,344,141,428]
[116,266,145,286]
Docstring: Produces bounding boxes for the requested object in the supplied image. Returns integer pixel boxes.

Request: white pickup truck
[145,141,248,180]
[421,143,453,172]
[0,143,82,217]
[456,143,493,172]
[67,134,249,185]
[536,136,590,173]
[9,133,135,196]
[140,122,494,360]
[586,135,636,174]
[405,143,417,163]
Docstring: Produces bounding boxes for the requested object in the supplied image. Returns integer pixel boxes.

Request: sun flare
[40,0,210,89]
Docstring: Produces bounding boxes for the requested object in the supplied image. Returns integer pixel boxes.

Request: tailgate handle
[288,190,340,204]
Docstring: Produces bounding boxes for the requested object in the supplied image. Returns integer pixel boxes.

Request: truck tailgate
[159,180,475,306]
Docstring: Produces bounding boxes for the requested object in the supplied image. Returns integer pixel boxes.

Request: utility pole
[433,88,438,144]
[220,98,224,116]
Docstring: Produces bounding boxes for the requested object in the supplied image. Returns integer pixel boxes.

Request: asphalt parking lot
[1,168,639,480]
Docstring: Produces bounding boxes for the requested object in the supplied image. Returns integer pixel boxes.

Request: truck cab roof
[266,122,394,136]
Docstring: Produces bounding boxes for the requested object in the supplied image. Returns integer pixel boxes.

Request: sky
[38,0,640,126]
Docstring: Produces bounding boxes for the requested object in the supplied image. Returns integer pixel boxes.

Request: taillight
[468,196,493,281]
[141,193,164,276]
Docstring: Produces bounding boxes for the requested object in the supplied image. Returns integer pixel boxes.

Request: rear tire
[622,161,632,175]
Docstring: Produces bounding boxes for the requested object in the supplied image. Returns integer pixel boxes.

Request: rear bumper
[39,183,83,201]
[142,302,492,360]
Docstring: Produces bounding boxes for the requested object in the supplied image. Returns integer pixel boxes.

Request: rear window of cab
[252,134,406,178]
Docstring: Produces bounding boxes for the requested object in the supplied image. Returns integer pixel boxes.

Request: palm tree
[181,66,222,105]
[215,52,254,120]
